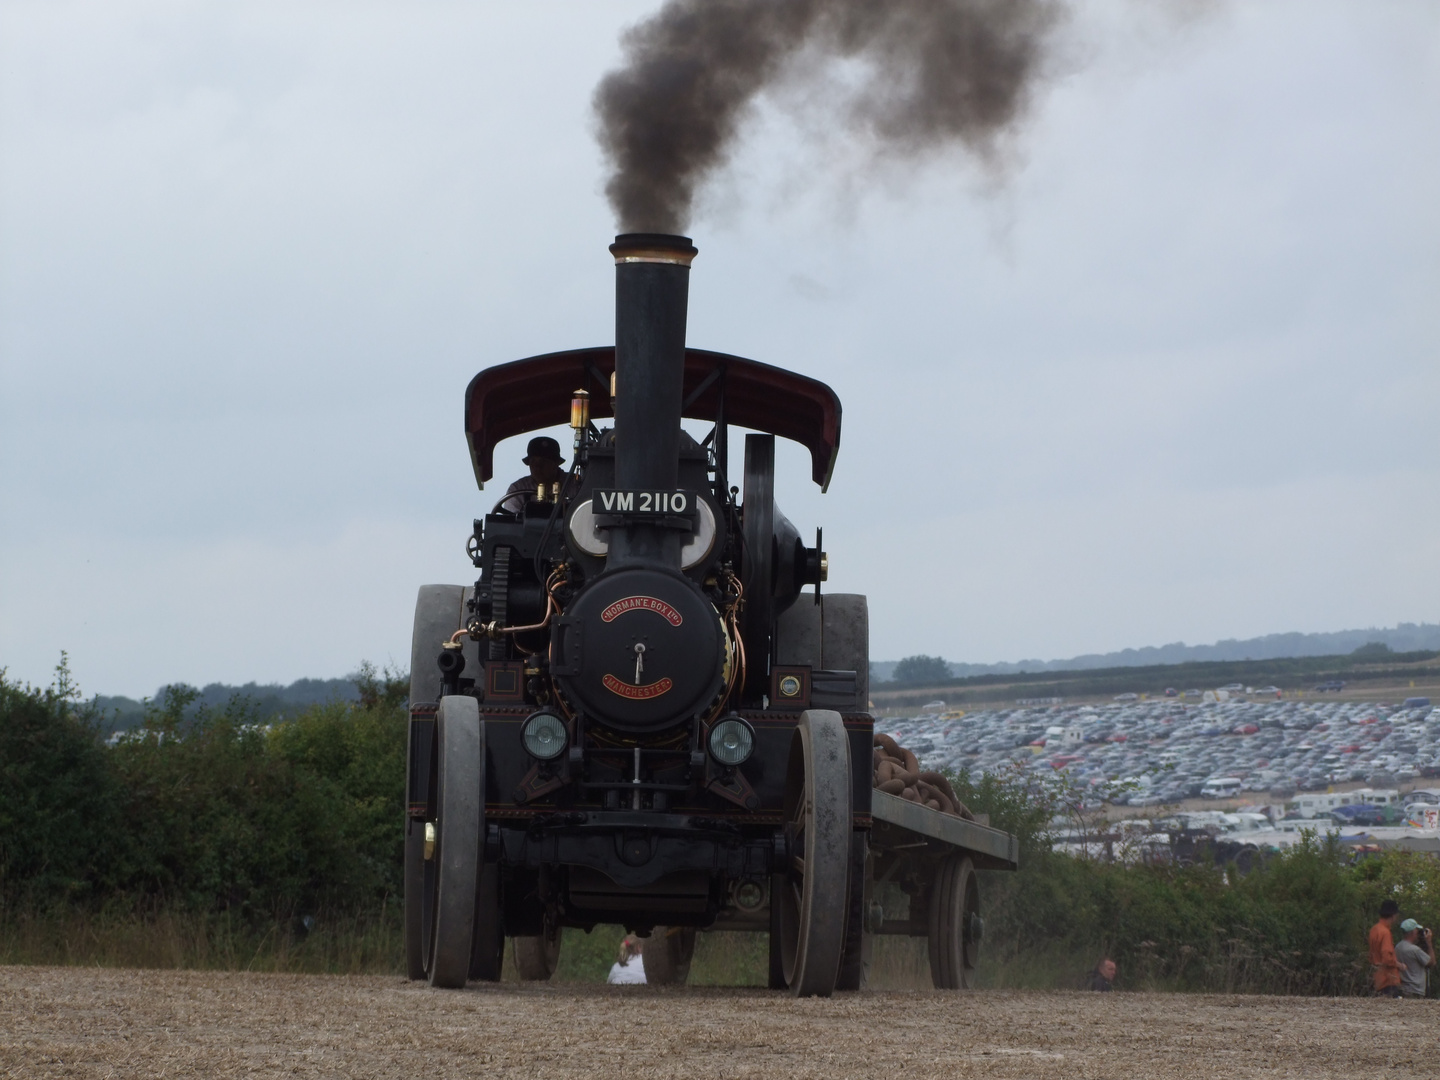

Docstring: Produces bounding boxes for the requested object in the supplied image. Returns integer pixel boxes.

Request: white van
[1201,777,1244,799]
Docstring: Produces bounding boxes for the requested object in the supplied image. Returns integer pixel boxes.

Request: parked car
[1200,777,1244,799]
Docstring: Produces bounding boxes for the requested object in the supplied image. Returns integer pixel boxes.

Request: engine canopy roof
[464,347,842,492]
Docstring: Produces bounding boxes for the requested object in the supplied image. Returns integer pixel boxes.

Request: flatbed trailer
[871,788,1020,871]
[858,789,1018,988]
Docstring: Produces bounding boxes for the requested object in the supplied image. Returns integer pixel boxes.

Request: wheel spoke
[790,792,810,827]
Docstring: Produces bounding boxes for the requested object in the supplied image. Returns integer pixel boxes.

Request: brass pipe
[458,570,568,641]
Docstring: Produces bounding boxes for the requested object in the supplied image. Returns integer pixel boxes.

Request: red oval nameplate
[599,595,683,626]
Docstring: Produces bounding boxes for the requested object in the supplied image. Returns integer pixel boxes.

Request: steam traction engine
[404,234,1016,995]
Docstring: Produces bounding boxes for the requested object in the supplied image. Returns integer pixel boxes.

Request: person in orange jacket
[1370,899,1402,997]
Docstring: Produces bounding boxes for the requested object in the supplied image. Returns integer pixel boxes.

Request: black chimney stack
[607,232,697,569]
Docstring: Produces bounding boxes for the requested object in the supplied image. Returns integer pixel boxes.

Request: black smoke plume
[594,0,1062,234]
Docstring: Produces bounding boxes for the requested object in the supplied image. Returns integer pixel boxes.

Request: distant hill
[94,676,360,730]
[871,622,1440,684]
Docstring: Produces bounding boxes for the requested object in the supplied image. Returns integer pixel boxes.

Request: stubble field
[1,966,1433,1079]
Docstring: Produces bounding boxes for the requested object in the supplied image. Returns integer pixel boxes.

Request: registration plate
[593,489,694,516]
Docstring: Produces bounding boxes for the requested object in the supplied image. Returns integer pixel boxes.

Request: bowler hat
[524,436,565,464]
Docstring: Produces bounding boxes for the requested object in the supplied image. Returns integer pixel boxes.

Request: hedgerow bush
[0,657,119,909]
[952,765,1440,994]
[5,660,1440,990]
[1,661,406,925]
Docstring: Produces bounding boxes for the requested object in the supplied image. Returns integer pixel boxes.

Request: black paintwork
[410,234,846,935]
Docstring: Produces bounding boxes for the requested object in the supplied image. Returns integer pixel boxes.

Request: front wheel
[833,832,869,991]
[468,861,504,982]
[773,709,853,997]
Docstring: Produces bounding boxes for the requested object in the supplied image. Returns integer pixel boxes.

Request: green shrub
[6,661,1439,992]
[950,763,1425,994]
[2,662,407,925]
[0,656,120,909]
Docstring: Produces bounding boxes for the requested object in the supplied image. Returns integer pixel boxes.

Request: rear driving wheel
[773,708,852,997]
[425,695,483,989]
[928,854,980,989]
[642,926,697,986]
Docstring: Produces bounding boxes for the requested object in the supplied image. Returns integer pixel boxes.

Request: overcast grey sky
[2,1,1436,699]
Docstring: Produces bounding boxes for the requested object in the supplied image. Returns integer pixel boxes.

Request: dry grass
[1,912,772,986]
[2,965,1434,1079]
[0,908,403,975]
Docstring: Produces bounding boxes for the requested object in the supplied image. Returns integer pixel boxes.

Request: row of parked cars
[1047,790,1440,867]
[884,697,1440,808]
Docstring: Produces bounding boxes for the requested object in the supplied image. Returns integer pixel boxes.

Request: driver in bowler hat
[500,436,565,513]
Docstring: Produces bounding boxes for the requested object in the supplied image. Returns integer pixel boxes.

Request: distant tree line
[872,645,1440,703]
[870,626,1440,682]
[94,675,361,731]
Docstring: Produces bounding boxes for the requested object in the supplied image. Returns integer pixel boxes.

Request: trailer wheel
[426,695,483,989]
[513,922,562,980]
[773,708,852,997]
[642,926,696,986]
[928,854,980,989]
[406,584,474,980]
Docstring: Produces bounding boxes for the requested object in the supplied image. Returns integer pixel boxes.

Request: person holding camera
[1395,919,1435,999]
